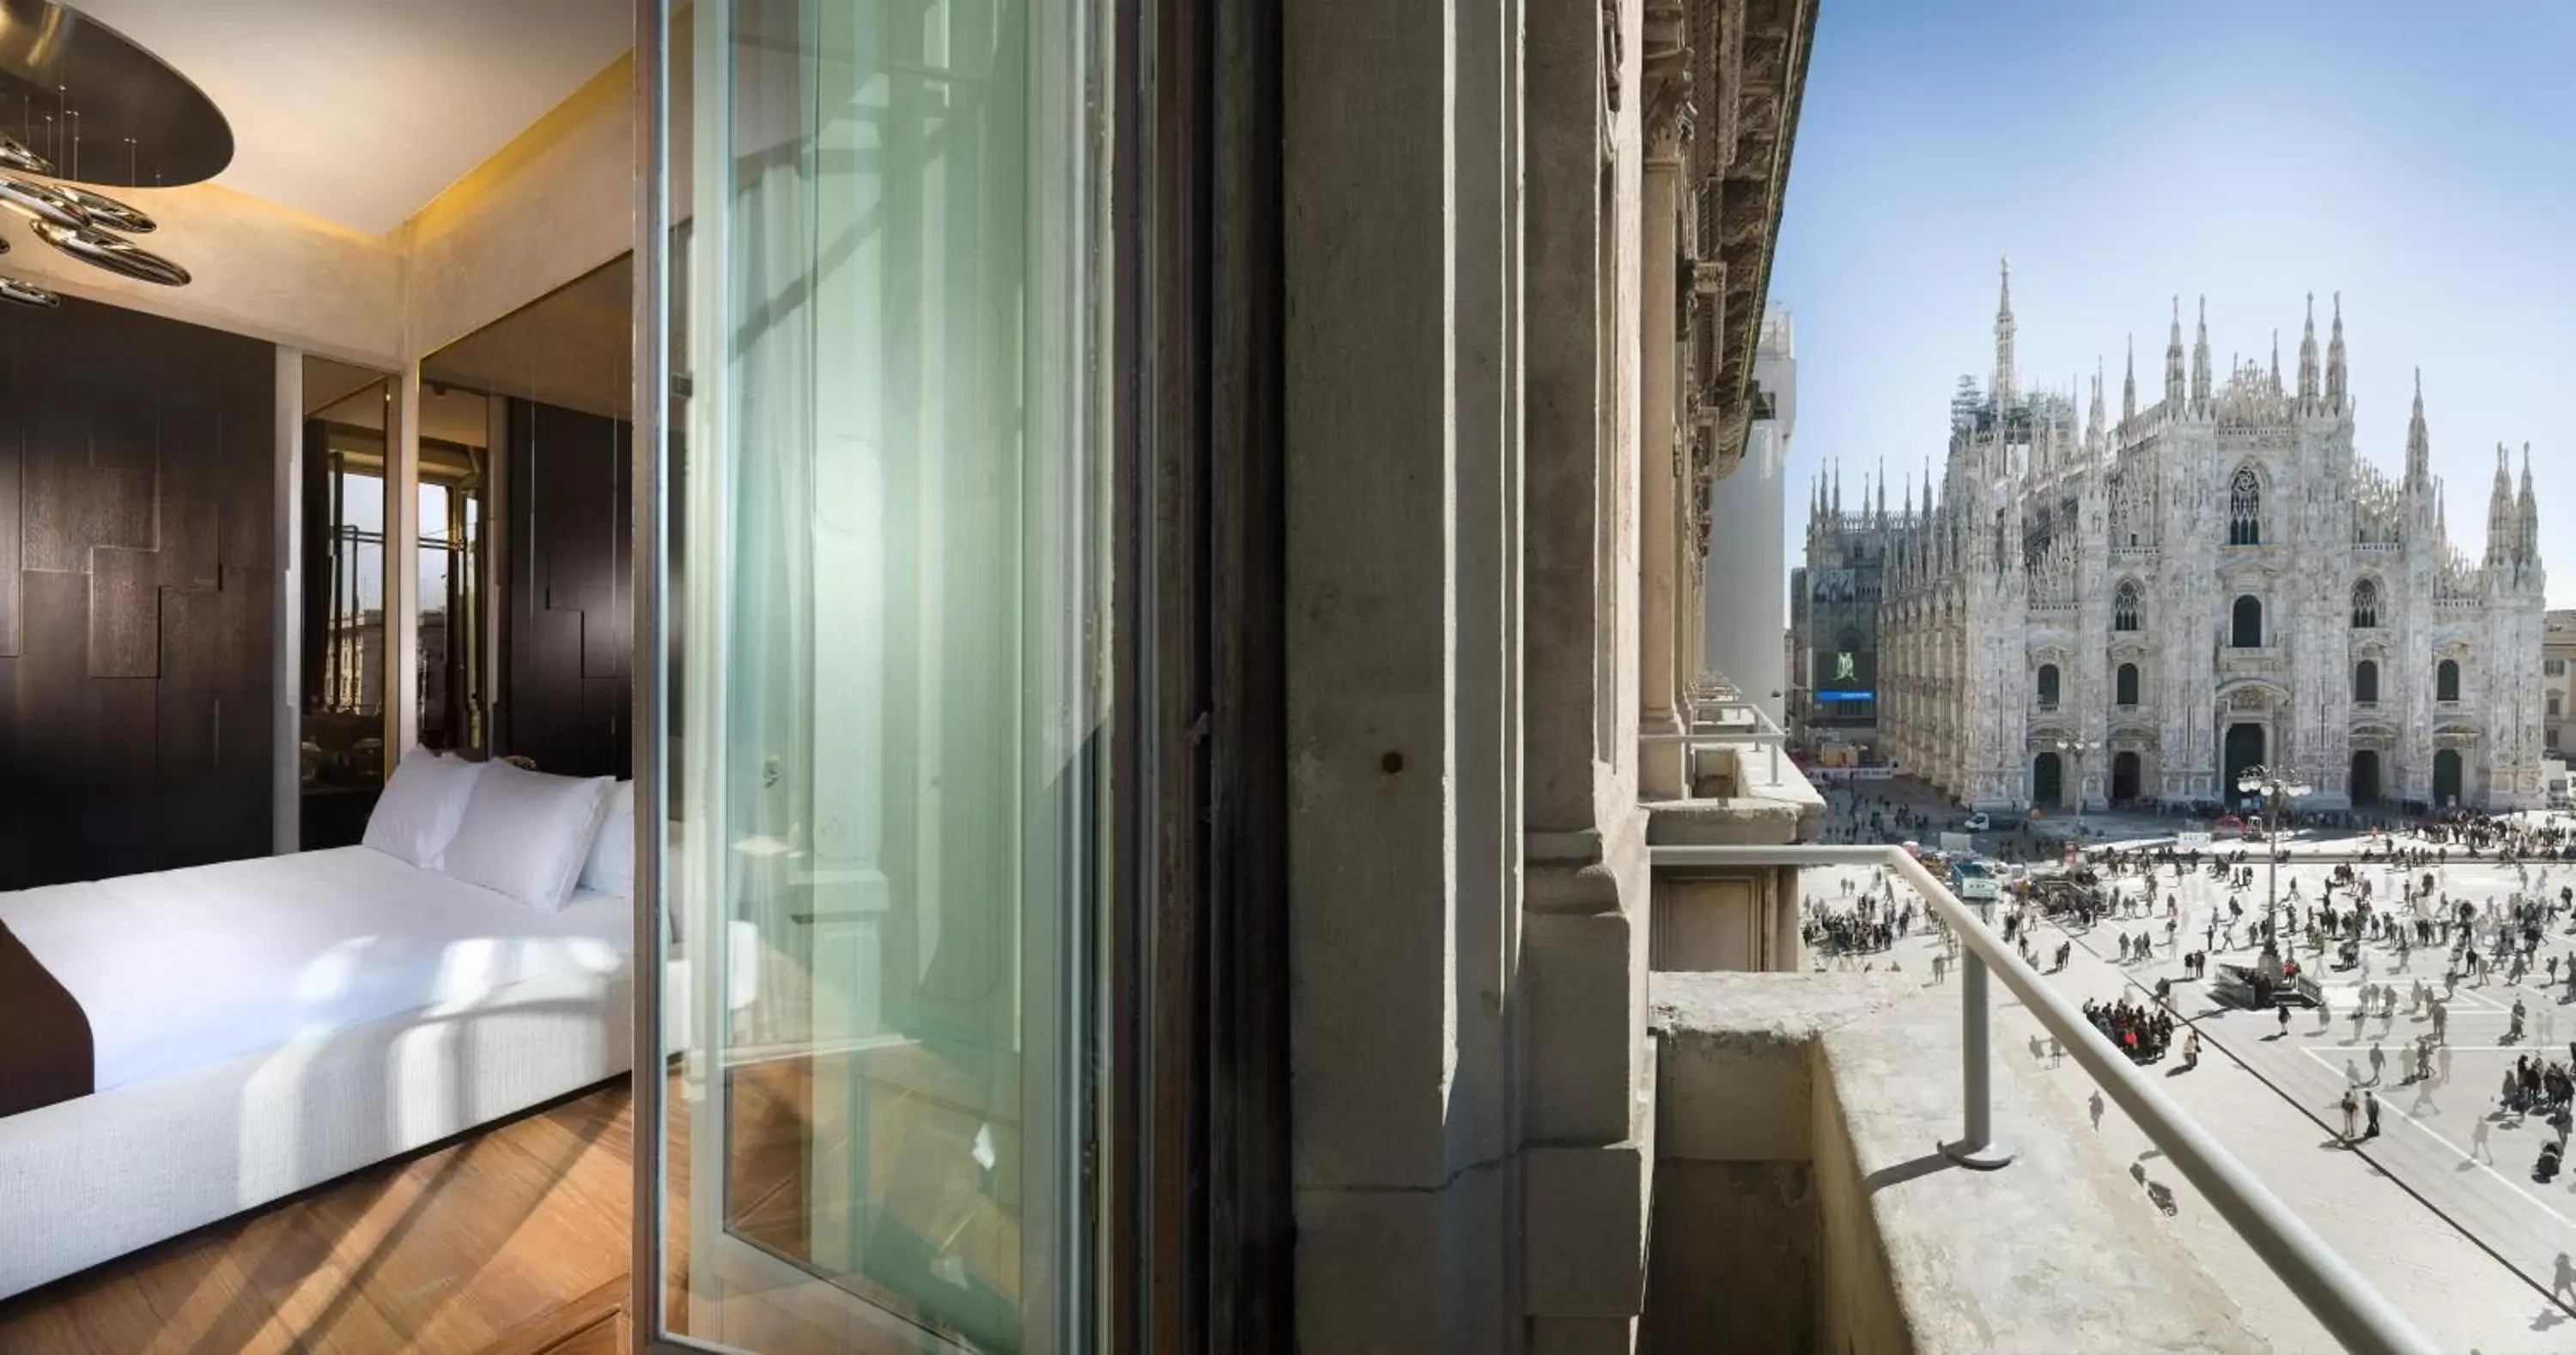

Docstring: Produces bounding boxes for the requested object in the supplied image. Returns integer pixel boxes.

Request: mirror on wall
[421,253,634,781]
[298,357,395,848]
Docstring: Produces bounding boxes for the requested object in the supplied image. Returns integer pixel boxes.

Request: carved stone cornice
[1642,0,1692,167]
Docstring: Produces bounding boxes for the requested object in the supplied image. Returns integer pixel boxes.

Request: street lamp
[2056,737,2099,859]
[2234,763,2312,945]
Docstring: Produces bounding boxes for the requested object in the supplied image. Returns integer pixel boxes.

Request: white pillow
[580,780,637,898]
[440,763,616,909]
[362,749,486,868]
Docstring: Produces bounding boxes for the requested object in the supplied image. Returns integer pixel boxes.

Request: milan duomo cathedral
[1820,260,2547,813]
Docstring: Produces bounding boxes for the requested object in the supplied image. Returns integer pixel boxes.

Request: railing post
[1947,947,2015,1170]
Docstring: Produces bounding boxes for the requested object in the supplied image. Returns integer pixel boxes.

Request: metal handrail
[1659,669,1793,784]
[1649,842,2438,1355]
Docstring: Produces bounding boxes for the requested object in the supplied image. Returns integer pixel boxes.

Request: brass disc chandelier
[0,0,233,307]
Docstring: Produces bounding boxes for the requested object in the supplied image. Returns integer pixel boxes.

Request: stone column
[1285,0,1523,1349]
[1637,6,1690,799]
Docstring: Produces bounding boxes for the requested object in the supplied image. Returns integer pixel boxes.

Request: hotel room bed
[0,836,752,1302]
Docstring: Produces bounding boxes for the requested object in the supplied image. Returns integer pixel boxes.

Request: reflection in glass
[300,364,394,848]
[661,0,1103,1350]
[416,450,489,754]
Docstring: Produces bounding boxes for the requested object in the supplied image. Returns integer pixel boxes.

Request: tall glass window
[653,1,1105,1351]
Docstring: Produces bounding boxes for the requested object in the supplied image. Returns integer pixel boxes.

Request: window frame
[2227,465,2263,546]
[2231,594,2263,648]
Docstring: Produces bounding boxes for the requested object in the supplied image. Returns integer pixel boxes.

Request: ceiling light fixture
[0,0,230,307]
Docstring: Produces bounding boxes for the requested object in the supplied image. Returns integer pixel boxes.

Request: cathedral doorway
[2032,751,2063,808]
[2222,723,2265,805]
[2434,750,2464,808]
[2111,750,2142,804]
[2349,750,2383,806]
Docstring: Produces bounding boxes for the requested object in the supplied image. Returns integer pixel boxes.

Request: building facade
[1786,464,1893,744]
[2545,610,2576,756]
[1704,306,1795,724]
[1867,264,2547,812]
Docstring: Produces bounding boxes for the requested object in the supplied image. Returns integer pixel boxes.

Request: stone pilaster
[1637,2,1691,799]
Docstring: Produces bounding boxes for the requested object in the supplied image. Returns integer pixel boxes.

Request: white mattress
[0,847,633,1092]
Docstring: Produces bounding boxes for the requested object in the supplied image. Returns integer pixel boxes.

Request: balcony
[1639,845,2435,1355]
[1648,973,2262,1352]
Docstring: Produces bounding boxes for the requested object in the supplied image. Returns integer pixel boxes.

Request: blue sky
[1770,0,2576,607]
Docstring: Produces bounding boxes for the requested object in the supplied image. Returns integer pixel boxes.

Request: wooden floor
[0,1048,1019,1355]
[0,1080,644,1355]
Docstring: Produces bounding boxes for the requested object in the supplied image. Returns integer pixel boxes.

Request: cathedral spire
[2122,334,2137,427]
[2488,443,2517,568]
[1876,458,1888,522]
[2165,296,2185,410]
[2087,358,2105,447]
[1993,254,2018,406]
[1923,455,1935,515]
[2406,368,2430,489]
[1832,460,1842,516]
[1904,471,1915,520]
[2269,330,2281,396]
[2520,444,2541,568]
[2190,295,2211,408]
[2297,293,2320,404]
[2326,292,2348,409]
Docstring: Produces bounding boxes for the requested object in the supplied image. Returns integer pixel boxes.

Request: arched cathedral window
[2351,578,2379,629]
[2113,580,2141,632]
[2228,466,2262,546]
[2437,659,2460,702]
[2036,664,2061,709]
[2116,663,2140,706]
[2354,659,2379,704]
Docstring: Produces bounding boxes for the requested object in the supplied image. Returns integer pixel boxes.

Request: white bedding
[0,847,633,1092]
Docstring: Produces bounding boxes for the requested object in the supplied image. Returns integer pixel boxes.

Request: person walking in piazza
[2339,1089,2360,1141]
[2368,1041,2386,1085]
[2364,1089,2381,1139]
[2276,1004,2291,1040]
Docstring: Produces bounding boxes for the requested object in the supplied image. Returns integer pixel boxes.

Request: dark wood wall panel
[502,397,632,781]
[0,294,276,890]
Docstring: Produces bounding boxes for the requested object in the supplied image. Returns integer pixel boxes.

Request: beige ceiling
[423,253,629,421]
[71,0,632,234]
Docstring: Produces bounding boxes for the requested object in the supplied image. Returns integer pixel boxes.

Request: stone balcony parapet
[1644,972,2271,1355]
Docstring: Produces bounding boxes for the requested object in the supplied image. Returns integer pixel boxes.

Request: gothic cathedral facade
[1855,261,2546,813]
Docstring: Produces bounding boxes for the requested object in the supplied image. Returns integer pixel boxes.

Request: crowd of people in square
[2081,995,2175,1064]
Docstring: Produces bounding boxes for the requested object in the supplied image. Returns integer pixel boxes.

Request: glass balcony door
[644,1,1104,1351]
